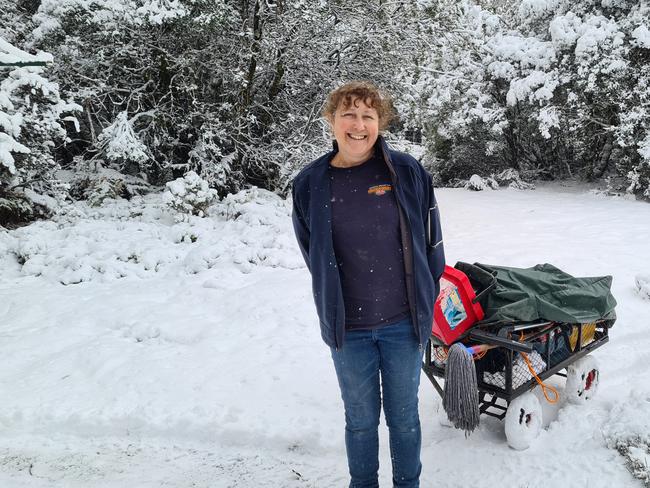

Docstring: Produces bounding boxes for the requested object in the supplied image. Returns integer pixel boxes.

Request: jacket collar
[329,135,402,165]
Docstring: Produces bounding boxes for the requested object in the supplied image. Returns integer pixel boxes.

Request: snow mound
[465,174,499,191]
[494,168,536,190]
[634,274,650,300]
[462,170,535,191]
[0,188,304,285]
[603,392,650,486]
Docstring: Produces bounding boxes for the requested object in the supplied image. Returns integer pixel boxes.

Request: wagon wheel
[504,391,543,450]
[565,355,600,404]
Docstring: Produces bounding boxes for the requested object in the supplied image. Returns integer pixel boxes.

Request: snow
[0,132,29,174]
[506,70,559,106]
[97,111,148,164]
[0,37,52,65]
[631,24,650,49]
[574,16,624,59]
[549,12,583,49]
[0,110,23,140]
[504,392,543,451]
[2,71,56,100]
[638,133,650,161]
[635,275,650,300]
[134,0,188,25]
[488,35,556,72]
[1,189,300,284]
[31,0,190,38]
[163,171,219,219]
[518,0,565,20]
[1,185,649,486]
[537,105,560,138]
[464,174,498,191]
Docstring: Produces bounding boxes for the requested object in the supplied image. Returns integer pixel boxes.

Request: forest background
[1,0,650,227]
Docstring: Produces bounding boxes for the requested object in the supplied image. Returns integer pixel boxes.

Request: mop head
[443,342,480,433]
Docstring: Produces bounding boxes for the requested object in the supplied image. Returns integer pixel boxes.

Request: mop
[442,343,493,433]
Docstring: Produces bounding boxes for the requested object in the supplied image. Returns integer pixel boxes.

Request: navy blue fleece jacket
[291,136,445,349]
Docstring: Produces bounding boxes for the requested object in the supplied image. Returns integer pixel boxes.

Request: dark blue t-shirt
[329,153,410,330]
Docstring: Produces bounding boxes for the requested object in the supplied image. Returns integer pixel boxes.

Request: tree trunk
[242,0,262,109]
[592,132,614,179]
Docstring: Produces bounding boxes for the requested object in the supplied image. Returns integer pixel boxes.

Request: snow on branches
[1,37,81,225]
[97,111,149,170]
[401,0,650,198]
[163,171,218,219]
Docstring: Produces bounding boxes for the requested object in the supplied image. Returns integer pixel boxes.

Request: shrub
[162,171,218,218]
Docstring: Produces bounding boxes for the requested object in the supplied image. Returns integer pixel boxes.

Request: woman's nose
[352,116,365,130]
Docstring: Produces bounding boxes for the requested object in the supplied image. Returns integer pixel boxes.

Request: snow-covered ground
[1,184,649,487]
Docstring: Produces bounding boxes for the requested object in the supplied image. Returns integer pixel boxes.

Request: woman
[291,81,445,488]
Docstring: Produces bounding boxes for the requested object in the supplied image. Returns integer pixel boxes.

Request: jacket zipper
[380,144,422,347]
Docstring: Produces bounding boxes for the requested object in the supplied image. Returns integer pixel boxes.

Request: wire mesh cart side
[422,319,610,424]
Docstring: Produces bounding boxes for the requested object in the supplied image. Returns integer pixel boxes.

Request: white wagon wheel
[504,391,543,450]
[565,355,600,404]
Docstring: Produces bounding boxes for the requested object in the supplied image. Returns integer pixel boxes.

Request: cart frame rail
[422,319,611,419]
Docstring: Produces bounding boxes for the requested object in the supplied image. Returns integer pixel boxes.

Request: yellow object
[569,322,596,351]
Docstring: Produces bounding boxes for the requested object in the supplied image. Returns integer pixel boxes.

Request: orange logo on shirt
[368,184,392,196]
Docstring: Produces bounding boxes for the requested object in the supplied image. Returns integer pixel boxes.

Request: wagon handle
[471,268,498,304]
[469,329,534,353]
[471,280,496,304]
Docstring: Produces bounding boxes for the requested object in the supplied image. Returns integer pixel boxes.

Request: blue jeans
[331,318,424,488]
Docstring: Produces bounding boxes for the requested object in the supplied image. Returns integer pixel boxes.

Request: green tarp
[469,263,617,325]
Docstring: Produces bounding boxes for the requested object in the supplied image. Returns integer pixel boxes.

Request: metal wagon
[422,262,616,449]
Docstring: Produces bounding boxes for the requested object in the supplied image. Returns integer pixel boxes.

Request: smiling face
[331,97,380,167]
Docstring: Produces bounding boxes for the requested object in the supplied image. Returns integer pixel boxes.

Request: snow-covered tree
[163,170,218,219]
[3,0,644,204]
[96,111,149,174]
[27,0,428,195]
[0,35,80,225]
[183,124,241,197]
[401,0,650,198]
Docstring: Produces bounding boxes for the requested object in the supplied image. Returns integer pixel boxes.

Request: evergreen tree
[401,0,650,198]
[1,33,80,225]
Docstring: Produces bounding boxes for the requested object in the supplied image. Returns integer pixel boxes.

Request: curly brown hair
[322,81,395,131]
